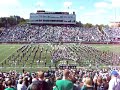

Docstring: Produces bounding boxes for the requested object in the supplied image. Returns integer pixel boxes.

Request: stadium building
[29,10,76,25]
[109,22,120,27]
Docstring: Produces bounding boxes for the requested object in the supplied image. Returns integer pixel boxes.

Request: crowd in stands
[0,24,107,43]
[0,68,120,90]
[103,27,120,42]
[1,24,120,43]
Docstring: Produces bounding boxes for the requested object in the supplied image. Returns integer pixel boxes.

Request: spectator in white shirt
[17,79,23,90]
[108,70,120,90]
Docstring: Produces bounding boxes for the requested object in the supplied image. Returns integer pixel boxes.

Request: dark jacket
[27,80,50,90]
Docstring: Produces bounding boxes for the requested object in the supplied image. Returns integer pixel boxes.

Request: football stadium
[0,10,120,72]
[1,0,120,89]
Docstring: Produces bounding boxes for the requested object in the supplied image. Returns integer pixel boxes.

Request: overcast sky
[0,0,120,25]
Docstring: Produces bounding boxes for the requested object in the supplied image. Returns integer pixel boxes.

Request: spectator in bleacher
[81,77,94,90]
[94,76,104,90]
[108,70,120,90]
[17,79,23,90]
[5,79,16,90]
[102,78,109,90]
[27,71,50,90]
[20,77,28,90]
[0,24,105,43]
[53,69,73,90]
[0,79,4,90]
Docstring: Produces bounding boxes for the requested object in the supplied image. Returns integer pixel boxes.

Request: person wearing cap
[108,70,120,90]
[53,69,73,90]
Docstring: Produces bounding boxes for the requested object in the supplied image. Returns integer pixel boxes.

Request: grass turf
[0,44,21,62]
[0,43,120,72]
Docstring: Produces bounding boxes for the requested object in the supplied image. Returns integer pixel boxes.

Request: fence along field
[0,43,120,71]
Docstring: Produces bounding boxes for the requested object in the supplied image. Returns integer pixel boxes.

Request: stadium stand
[103,27,120,42]
[0,24,105,43]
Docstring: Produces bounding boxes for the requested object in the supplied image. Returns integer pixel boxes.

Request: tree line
[0,16,26,28]
[76,21,108,32]
[0,16,108,33]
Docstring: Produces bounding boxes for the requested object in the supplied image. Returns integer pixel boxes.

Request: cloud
[0,0,21,17]
[0,0,20,6]
[36,1,44,7]
[0,0,34,19]
[111,0,120,7]
[79,9,108,24]
[84,9,107,16]
[0,0,45,18]
[64,1,72,8]
[17,8,32,19]
[98,0,120,8]
[107,15,116,22]
[79,6,85,10]
[61,7,78,14]
[62,1,74,14]
[94,2,111,9]
[94,0,120,8]
[103,0,111,2]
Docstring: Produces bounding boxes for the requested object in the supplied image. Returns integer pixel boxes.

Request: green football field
[0,44,21,62]
[89,44,120,54]
[0,43,120,72]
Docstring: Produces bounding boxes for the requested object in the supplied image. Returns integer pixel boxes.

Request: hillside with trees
[0,16,26,28]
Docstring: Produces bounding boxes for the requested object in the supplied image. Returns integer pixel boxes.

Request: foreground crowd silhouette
[0,68,120,90]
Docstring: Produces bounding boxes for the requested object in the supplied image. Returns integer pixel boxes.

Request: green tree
[84,23,94,28]
[95,24,105,34]
[76,21,83,27]
[0,16,26,27]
